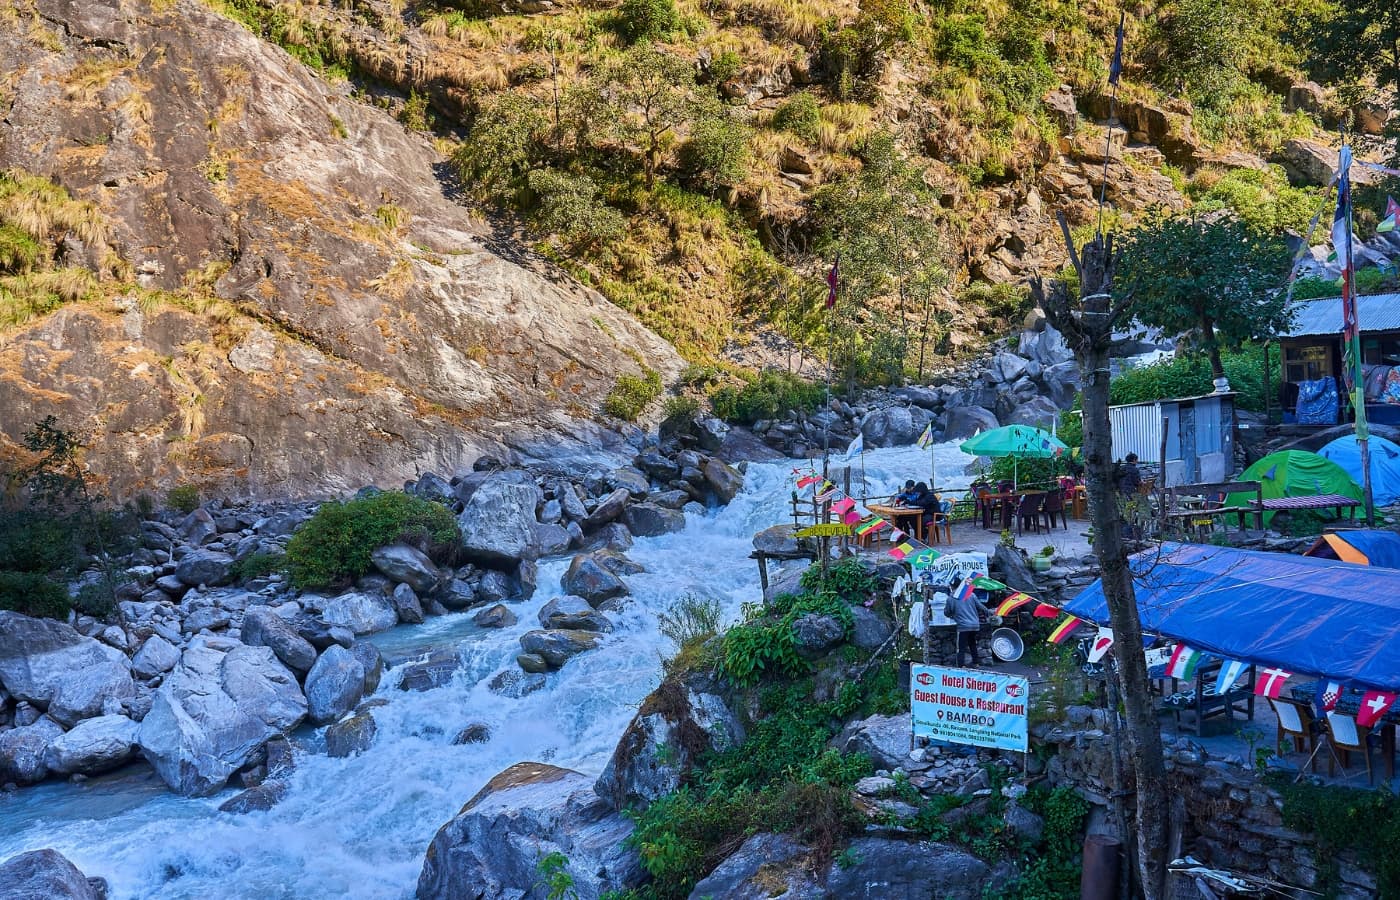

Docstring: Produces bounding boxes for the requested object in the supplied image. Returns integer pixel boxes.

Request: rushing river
[0,442,977,899]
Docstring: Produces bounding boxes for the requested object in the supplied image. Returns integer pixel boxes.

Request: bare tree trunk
[1037,225,1170,900]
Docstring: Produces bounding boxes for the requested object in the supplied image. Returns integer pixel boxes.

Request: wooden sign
[795,523,851,537]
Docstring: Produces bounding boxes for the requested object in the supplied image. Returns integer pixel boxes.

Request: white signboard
[912,552,988,627]
[911,664,1029,752]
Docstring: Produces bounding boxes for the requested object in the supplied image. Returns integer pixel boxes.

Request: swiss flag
[1254,667,1291,699]
[1357,690,1399,728]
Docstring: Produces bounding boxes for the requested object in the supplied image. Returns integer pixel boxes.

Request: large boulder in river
[595,671,744,812]
[318,592,399,635]
[0,611,136,728]
[0,715,64,785]
[560,554,628,606]
[621,502,684,537]
[42,714,140,775]
[138,636,308,796]
[519,630,601,669]
[304,645,365,724]
[370,544,444,594]
[416,762,642,900]
[390,583,425,624]
[583,487,631,530]
[0,848,107,900]
[942,405,1000,441]
[240,607,318,673]
[860,405,933,448]
[538,596,612,633]
[174,549,235,587]
[457,480,541,566]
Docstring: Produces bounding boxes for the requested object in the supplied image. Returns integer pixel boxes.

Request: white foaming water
[0,442,976,899]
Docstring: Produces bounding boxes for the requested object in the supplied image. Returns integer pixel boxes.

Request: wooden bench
[1161,480,1264,536]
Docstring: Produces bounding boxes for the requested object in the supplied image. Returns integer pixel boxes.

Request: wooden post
[1158,416,1169,537]
[756,551,770,600]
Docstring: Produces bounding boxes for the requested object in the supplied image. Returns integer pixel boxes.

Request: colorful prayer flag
[1032,603,1059,618]
[1357,690,1398,728]
[1087,627,1114,663]
[1214,659,1248,696]
[1048,615,1083,644]
[995,592,1034,616]
[1254,667,1292,699]
[917,423,934,450]
[1166,644,1202,680]
[1378,196,1399,233]
[825,255,839,309]
[845,433,864,460]
[796,474,821,489]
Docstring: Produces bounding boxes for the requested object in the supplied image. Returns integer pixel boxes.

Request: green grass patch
[604,368,663,421]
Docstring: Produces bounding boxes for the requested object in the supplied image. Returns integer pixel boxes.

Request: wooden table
[976,490,1046,530]
[866,503,925,543]
[1254,494,1361,519]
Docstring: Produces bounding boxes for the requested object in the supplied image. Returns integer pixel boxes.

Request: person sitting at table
[916,482,947,533]
[890,480,919,506]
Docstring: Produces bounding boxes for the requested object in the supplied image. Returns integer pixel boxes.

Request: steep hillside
[0,0,683,497]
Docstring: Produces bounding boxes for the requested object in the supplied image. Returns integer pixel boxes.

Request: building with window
[1276,292,1400,426]
[1106,392,1238,487]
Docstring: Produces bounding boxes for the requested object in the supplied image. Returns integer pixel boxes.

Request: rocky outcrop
[687,833,822,899]
[823,837,991,899]
[560,554,628,606]
[370,544,444,595]
[416,763,642,900]
[0,716,65,786]
[137,636,307,795]
[518,630,601,670]
[0,849,107,900]
[315,592,399,636]
[0,0,682,498]
[0,612,136,728]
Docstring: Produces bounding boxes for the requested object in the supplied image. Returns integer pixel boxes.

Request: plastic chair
[1325,711,1376,784]
[1015,493,1044,535]
[1040,488,1067,531]
[1268,698,1318,768]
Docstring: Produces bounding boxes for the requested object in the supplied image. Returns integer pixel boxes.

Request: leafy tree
[524,168,626,248]
[1301,1,1400,142]
[614,0,682,45]
[680,108,753,192]
[1187,165,1324,233]
[451,94,548,198]
[1117,214,1293,386]
[1150,0,1249,104]
[821,0,915,98]
[597,44,697,187]
[811,131,948,385]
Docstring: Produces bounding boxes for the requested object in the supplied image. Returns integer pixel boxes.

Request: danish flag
[1357,690,1398,728]
[1254,667,1291,699]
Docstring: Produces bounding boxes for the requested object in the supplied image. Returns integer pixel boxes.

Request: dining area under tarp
[1066,541,1400,781]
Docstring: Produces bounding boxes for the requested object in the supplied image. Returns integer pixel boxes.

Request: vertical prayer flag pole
[1338,143,1375,525]
[1096,11,1125,238]
[822,255,840,478]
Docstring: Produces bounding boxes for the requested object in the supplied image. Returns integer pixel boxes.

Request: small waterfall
[0,442,976,899]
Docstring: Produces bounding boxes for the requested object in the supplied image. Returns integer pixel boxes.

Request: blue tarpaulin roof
[1064,542,1400,691]
[1334,531,1400,569]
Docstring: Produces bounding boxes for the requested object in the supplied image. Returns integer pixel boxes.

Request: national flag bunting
[972,576,1006,591]
[888,541,916,561]
[842,510,863,525]
[814,481,837,502]
[1087,627,1114,663]
[854,517,888,537]
[796,474,821,489]
[953,577,977,605]
[1357,690,1399,728]
[889,528,906,543]
[1032,603,1060,618]
[1214,659,1248,696]
[832,497,855,515]
[1047,615,1084,644]
[1254,667,1292,699]
[1378,196,1399,234]
[1313,679,1342,715]
[908,548,940,566]
[917,423,934,450]
[1166,644,1202,680]
[995,592,1034,616]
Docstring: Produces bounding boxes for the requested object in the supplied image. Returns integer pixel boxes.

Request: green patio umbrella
[960,425,1069,490]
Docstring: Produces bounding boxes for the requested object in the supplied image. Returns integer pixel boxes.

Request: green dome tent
[1226,450,1363,526]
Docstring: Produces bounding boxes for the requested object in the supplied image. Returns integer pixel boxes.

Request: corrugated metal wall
[1109,403,1163,461]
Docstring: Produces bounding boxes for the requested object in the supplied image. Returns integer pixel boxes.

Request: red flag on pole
[826,255,839,309]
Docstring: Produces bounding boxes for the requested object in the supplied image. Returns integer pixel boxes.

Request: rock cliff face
[0,0,682,497]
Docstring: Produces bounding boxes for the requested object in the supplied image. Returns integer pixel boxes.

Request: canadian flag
[1357,690,1399,728]
[1254,667,1292,699]
[1087,627,1114,663]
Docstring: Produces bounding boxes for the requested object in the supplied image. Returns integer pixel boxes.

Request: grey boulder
[476,569,521,604]
[849,606,893,650]
[0,611,135,728]
[792,613,846,658]
[943,405,1000,441]
[457,480,541,566]
[304,645,365,724]
[350,641,384,695]
[0,849,107,900]
[318,592,398,635]
[824,837,989,899]
[174,549,235,587]
[371,543,444,594]
[537,596,612,633]
[416,763,642,900]
[132,634,182,679]
[702,457,744,504]
[473,603,517,629]
[0,716,64,786]
[397,649,462,692]
[831,713,912,772]
[621,503,685,537]
[43,714,140,775]
[390,583,425,625]
[240,606,318,673]
[582,488,630,530]
[560,554,628,606]
[138,637,307,796]
[687,833,822,900]
[518,630,601,669]
[325,711,377,758]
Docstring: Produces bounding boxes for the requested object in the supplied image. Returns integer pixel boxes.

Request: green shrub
[1108,344,1269,412]
[166,484,200,514]
[399,89,431,132]
[284,491,458,590]
[720,591,853,686]
[1273,775,1400,896]
[680,115,753,187]
[0,571,71,619]
[604,368,663,421]
[659,395,700,432]
[710,370,825,425]
[706,50,742,85]
[231,550,286,583]
[771,93,821,143]
[0,509,77,574]
[614,0,680,44]
[524,168,626,248]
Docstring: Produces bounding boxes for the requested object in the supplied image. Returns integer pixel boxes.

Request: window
[1283,342,1332,383]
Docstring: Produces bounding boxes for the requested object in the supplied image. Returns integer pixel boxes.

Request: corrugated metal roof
[1281,293,1400,338]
